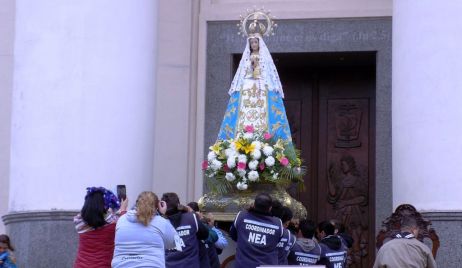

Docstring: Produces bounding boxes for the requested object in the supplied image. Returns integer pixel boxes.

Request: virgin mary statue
[217,12,292,144]
[201,10,307,218]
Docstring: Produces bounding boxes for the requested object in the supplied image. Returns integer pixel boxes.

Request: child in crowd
[0,234,16,268]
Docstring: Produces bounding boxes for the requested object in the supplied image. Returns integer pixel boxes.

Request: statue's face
[249,38,259,52]
[341,160,350,173]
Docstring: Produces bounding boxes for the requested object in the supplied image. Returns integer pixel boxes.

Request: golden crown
[237,8,277,38]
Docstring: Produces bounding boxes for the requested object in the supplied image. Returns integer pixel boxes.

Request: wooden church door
[278,52,376,268]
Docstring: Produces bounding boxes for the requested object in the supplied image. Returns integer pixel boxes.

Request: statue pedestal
[198,185,307,221]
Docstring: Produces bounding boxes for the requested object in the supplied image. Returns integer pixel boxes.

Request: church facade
[1,0,461,267]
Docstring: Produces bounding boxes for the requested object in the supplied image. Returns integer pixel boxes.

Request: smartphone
[116,185,127,201]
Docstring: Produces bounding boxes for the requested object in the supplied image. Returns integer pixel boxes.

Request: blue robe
[218,90,293,142]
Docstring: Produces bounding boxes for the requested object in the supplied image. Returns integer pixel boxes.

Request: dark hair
[281,207,293,224]
[0,234,14,251]
[299,219,316,239]
[161,192,189,216]
[162,192,180,209]
[400,215,418,230]
[287,221,299,235]
[318,220,335,236]
[188,202,200,212]
[81,191,107,229]
[271,200,284,219]
[253,193,272,213]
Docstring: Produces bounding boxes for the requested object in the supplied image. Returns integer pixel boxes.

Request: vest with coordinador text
[276,228,296,264]
[234,210,283,268]
[318,237,347,268]
[165,212,200,268]
[287,239,322,265]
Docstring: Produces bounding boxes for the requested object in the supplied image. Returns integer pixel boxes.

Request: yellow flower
[235,138,255,154]
[243,143,256,154]
[274,139,285,151]
[235,139,245,151]
[209,142,222,154]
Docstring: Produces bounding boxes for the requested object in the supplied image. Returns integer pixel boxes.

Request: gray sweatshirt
[112,210,179,268]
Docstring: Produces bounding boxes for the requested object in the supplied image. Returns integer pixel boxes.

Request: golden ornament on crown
[237,7,277,38]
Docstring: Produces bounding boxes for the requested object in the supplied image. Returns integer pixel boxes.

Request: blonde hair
[136,191,159,226]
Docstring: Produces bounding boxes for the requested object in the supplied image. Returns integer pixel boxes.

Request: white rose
[251,141,262,150]
[208,151,217,161]
[241,183,248,190]
[243,132,253,140]
[211,159,222,171]
[230,142,237,151]
[248,160,259,170]
[225,172,236,182]
[224,148,236,157]
[238,154,248,163]
[237,169,247,177]
[226,157,236,169]
[248,171,259,181]
[263,146,274,156]
[237,182,248,190]
[251,149,261,160]
[265,156,275,167]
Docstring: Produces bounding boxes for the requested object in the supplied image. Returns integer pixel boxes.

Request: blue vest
[233,211,283,268]
[205,240,220,268]
[165,212,200,268]
[276,228,296,264]
[287,239,321,265]
[199,240,210,268]
[318,236,347,268]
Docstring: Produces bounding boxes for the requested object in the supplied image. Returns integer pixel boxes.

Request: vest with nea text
[234,210,283,268]
[165,212,200,268]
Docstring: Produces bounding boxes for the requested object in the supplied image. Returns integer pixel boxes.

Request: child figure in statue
[217,33,293,144]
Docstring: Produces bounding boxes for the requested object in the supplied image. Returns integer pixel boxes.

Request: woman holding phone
[112,191,179,268]
[74,187,128,268]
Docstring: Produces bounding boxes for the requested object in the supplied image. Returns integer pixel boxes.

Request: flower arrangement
[203,125,305,194]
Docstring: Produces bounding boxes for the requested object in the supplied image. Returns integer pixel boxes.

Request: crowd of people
[1,186,437,268]
[73,187,228,268]
[71,187,354,268]
[69,186,437,268]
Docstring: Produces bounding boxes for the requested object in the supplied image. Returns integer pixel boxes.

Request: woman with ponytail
[112,191,179,268]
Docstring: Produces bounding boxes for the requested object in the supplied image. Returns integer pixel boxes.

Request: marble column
[2,1,158,267]
[393,1,462,266]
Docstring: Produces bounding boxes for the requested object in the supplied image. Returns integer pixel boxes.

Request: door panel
[280,56,375,268]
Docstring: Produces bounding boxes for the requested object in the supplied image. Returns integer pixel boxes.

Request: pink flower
[263,133,272,140]
[202,160,208,170]
[223,164,230,172]
[237,162,247,170]
[244,125,254,133]
[259,162,265,171]
[280,157,289,166]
